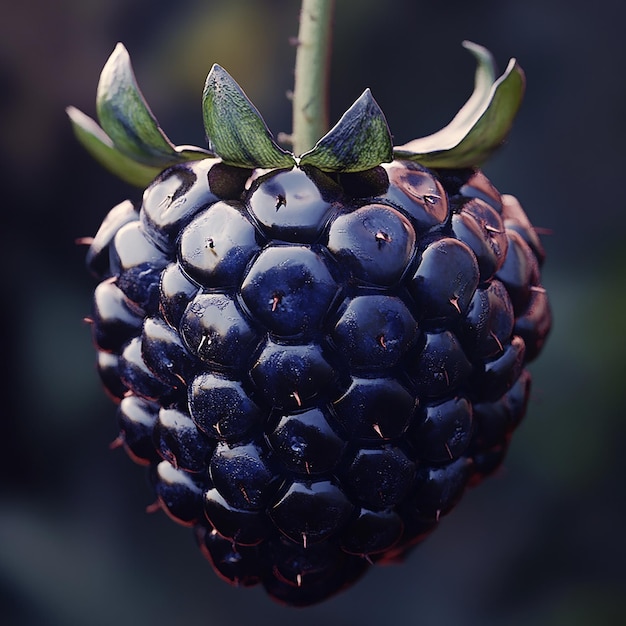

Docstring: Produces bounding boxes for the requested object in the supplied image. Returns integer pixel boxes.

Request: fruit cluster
[72,43,550,605]
[87,154,548,604]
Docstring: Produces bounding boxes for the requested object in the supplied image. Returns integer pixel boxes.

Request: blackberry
[70,38,551,606]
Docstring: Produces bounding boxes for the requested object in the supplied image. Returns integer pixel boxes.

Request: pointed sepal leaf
[66,106,165,187]
[202,64,295,169]
[299,89,393,172]
[394,41,525,168]
[96,43,210,167]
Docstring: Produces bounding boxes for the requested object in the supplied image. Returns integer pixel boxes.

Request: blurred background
[1,0,625,624]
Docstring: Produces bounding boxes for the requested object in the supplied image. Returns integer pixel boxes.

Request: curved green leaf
[66,106,163,187]
[96,43,209,166]
[299,89,393,172]
[394,41,525,168]
[202,64,295,169]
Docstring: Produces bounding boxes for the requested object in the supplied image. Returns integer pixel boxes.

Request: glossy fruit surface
[85,157,550,605]
[75,42,549,606]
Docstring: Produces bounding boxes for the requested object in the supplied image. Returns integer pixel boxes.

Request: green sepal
[299,89,393,172]
[66,106,165,186]
[96,43,210,167]
[394,41,525,168]
[202,64,296,169]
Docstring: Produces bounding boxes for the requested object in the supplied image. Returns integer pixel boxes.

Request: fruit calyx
[68,41,524,186]
[394,41,525,168]
[67,43,212,186]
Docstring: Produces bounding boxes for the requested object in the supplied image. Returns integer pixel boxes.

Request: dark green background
[1,0,625,624]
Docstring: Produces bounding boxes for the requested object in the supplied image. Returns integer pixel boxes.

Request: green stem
[292,0,334,155]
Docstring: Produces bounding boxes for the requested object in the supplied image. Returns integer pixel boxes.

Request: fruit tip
[207,63,227,80]
[204,63,231,92]
[112,41,129,56]
[506,57,524,80]
[462,40,488,54]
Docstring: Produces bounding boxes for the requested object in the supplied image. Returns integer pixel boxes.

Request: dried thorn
[304,460,311,475]
[145,501,161,514]
[75,236,94,246]
[372,423,384,438]
[375,230,391,246]
[444,442,453,460]
[377,334,387,350]
[296,573,303,587]
[302,533,308,549]
[534,226,553,236]
[109,435,124,450]
[82,316,94,324]
[271,293,282,311]
[423,194,440,205]
[485,224,504,234]
[449,295,461,314]
[292,390,302,407]
[277,130,293,145]
[363,554,374,565]
[530,285,546,294]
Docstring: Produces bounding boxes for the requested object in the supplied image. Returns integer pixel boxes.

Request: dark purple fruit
[78,42,549,607]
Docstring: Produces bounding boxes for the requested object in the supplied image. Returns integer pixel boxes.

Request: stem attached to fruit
[292,0,334,156]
